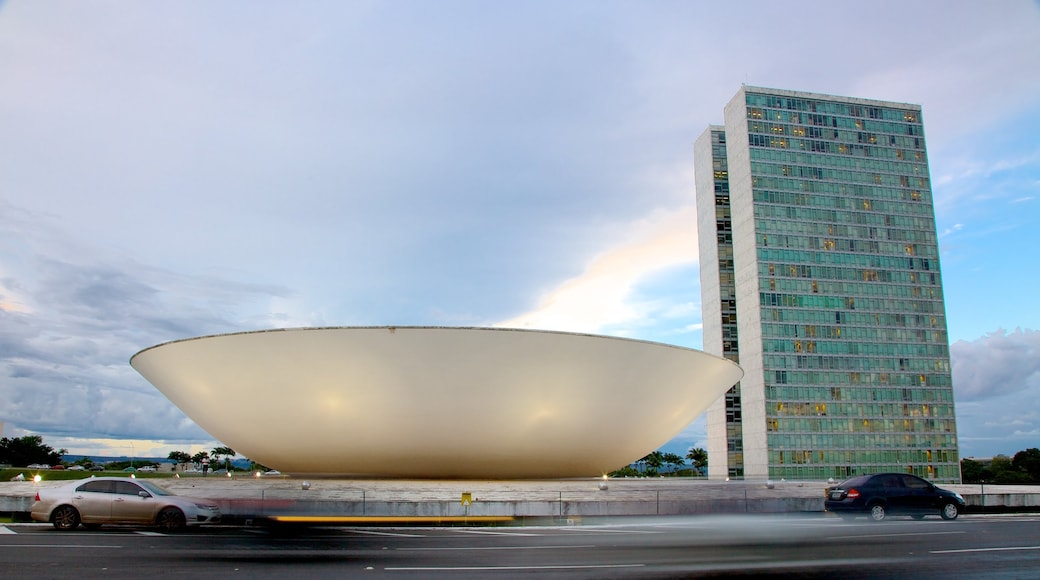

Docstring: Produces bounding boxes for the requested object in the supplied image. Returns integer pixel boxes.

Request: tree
[686,447,708,475]
[988,454,1031,484]
[608,465,640,477]
[212,446,236,471]
[662,453,686,476]
[0,435,65,467]
[641,451,664,476]
[960,458,988,483]
[1012,448,1040,482]
[168,451,192,471]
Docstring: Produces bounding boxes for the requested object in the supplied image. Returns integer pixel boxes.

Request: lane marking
[931,545,1040,554]
[450,529,539,536]
[269,515,514,524]
[831,531,965,539]
[397,544,595,552]
[0,544,123,549]
[344,529,426,538]
[386,563,645,571]
[559,527,662,534]
[0,526,15,535]
[135,531,166,537]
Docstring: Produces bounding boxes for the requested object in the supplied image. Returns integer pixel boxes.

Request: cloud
[496,206,698,335]
[951,328,1040,457]
[0,212,294,443]
[956,398,1039,459]
[951,328,1040,401]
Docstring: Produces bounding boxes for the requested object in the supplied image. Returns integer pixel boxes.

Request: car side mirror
[138,491,151,498]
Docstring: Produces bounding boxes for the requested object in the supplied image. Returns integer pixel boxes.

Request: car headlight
[195,503,219,510]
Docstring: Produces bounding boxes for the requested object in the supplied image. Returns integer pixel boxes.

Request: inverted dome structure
[130,327,742,478]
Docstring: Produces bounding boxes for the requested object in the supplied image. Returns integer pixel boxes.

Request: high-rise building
[695,86,959,483]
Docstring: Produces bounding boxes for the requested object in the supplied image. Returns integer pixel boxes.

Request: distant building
[695,86,960,482]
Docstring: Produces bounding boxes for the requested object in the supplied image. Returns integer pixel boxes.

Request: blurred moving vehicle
[824,473,965,521]
[30,477,221,531]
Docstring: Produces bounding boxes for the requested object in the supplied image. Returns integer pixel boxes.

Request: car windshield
[134,480,173,496]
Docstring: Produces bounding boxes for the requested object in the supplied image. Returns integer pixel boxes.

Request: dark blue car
[824,473,965,521]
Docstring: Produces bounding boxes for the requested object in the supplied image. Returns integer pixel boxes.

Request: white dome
[131,327,742,478]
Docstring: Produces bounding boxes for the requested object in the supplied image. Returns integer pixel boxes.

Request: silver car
[31,477,221,532]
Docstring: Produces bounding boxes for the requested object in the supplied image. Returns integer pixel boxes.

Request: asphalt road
[3,514,1039,578]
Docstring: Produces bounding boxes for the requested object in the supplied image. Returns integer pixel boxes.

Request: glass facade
[708,128,745,479]
[697,87,960,483]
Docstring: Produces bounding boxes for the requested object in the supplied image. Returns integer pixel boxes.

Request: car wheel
[52,505,80,530]
[940,502,959,520]
[156,507,187,532]
[869,502,887,522]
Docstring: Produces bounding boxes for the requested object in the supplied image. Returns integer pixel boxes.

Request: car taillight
[846,488,860,499]
[34,492,40,501]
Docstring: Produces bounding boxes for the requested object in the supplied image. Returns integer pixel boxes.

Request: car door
[72,479,115,523]
[110,480,160,524]
[899,474,936,514]
[878,474,911,513]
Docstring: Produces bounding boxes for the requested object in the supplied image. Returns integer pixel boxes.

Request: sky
[1,1,1039,466]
